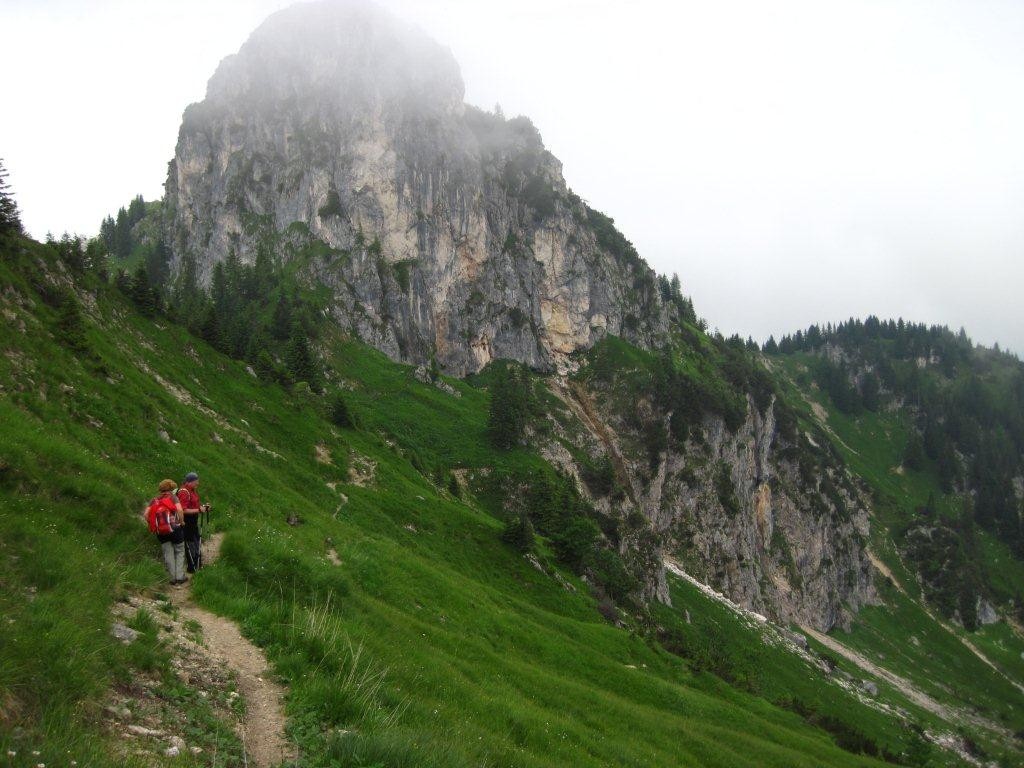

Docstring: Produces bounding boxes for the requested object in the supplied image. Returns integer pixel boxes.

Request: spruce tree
[253,350,279,382]
[0,158,23,236]
[84,238,108,280]
[861,372,881,411]
[501,506,535,553]
[127,194,146,225]
[329,391,354,428]
[487,364,529,449]
[657,274,671,303]
[99,215,116,253]
[285,321,320,390]
[670,273,682,302]
[145,237,172,287]
[54,293,89,353]
[172,254,207,333]
[114,207,132,259]
[128,264,158,317]
[902,432,926,471]
[199,303,222,350]
[270,294,292,340]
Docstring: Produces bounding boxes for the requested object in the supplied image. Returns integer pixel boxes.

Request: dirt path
[1008,616,1024,642]
[868,548,1024,695]
[170,533,293,768]
[801,625,954,720]
[866,549,908,596]
[800,625,1013,739]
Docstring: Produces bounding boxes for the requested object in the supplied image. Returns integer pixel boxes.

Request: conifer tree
[99,215,116,253]
[145,237,172,287]
[902,432,926,471]
[657,274,671,303]
[501,504,535,553]
[329,391,354,428]
[54,293,89,353]
[84,238,108,280]
[271,294,292,340]
[128,264,159,317]
[172,254,207,333]
[0,158,23,236]
[115,207,132,259]
[285,321,320,390]
[253,350,279,382]
[487,364,530,449]
[127,194,146,225]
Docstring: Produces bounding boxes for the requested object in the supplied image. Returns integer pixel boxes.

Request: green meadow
[1,235,1018,767]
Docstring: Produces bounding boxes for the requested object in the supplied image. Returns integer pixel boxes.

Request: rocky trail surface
[867,547,1024,695]
[799,625,1015,745]
[664,557,1015,764]
[170,532,293,768]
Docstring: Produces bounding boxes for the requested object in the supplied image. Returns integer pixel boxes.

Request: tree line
[769,316,1024,556]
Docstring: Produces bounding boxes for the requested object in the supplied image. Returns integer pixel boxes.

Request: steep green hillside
[0,232,945,767]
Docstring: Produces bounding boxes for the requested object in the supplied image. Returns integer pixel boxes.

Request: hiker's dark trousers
[183,514,201,573]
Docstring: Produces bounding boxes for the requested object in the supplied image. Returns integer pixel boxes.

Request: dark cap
[184,472,199,483]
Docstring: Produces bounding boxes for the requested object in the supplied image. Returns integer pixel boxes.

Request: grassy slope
[0,241,901,767]
[769,353,1024,764]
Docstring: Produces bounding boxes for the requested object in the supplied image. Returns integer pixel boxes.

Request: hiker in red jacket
[147,479,187,585]
[177,471,208,573]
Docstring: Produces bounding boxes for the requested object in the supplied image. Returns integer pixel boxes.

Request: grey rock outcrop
[111,622,139,644]
[546,383,876,631]
[653,398,876,630]
[977,598,999,626]
[165,0,669,375]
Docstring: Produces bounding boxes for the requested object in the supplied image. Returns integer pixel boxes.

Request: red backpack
[147,496,177,535]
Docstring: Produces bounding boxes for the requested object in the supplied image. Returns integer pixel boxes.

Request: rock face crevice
[165,0,668,376]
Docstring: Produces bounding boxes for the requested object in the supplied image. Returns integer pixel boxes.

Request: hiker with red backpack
[147,479,187,585]
[177,471,209,573]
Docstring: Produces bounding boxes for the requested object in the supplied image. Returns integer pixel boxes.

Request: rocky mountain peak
[165,0,669,375]
[203,0,464,118]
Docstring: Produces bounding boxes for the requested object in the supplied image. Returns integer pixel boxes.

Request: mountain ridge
[164,0,673,377]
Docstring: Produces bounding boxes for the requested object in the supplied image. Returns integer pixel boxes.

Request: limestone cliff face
[655,400,876,630]
[545,382,876,631]
[164,0,667,375]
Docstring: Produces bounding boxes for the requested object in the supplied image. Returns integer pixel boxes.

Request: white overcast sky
[3,0,1023,354]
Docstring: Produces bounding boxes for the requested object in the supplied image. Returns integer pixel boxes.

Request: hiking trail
[800,624,1014,741]
[170,532,292,768]
[867,548,1024,696]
